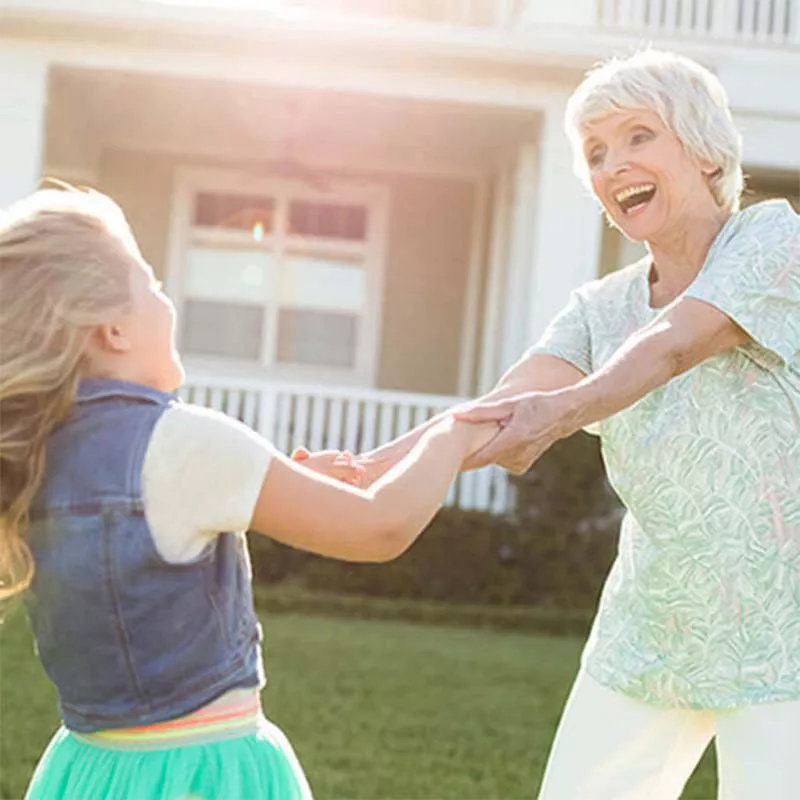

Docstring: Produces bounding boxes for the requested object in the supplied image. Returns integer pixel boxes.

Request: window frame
[166,167,390,387]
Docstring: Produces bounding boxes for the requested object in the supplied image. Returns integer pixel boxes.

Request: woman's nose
[602,149,631,177]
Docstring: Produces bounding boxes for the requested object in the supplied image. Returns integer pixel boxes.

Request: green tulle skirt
[25,717,313,800]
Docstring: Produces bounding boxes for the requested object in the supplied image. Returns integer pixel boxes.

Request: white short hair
[565,50,743,212]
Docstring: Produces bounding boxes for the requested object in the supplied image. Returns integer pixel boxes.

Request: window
[170,173,387,384]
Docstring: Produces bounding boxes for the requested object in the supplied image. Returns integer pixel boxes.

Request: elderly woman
[351,50,800,798]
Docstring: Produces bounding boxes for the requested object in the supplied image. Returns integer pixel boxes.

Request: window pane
[288,201,367,241]
[186,248,274,304]
[194,193,275,233]
[276,309,357,368]
[283,255,365,312]
[182,300,264,360]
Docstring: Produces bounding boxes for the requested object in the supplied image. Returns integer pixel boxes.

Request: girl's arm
[356,354,584,483]
[250,417,499,563]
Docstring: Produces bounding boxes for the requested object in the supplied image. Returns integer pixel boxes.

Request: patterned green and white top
[529,200,800,709]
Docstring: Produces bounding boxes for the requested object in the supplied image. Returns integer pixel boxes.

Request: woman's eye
[630,129,653,145]
[587,149,605,167]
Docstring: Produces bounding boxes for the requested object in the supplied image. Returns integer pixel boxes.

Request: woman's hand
[455,392,574,474]
[290,448,365,486]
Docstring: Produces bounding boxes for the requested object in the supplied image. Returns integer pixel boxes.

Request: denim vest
[25,379,264,733]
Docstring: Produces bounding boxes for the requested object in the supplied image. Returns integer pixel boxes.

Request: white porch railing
[521,0,798,45]
[596,0,798,45]
[178,375,516,515]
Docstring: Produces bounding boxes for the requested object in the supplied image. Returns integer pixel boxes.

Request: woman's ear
[699,159,722,178]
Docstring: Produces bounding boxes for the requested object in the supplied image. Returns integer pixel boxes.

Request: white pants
[539,672,800,800]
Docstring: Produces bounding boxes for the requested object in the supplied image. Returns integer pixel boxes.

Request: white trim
[457,177,488,396]
[5,1,799,65]
[477,164,512,392]
[2,38,574,115]
[182,369,469,408]
[165,166,390,388]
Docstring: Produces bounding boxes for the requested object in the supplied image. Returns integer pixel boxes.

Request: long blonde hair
[0,189,138,600]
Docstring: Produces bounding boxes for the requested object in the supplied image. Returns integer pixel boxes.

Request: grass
[1,601,717,799]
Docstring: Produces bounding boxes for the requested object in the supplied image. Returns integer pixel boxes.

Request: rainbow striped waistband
[72,689,263,751]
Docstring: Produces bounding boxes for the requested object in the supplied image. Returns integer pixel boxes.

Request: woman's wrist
[545,386,593,439]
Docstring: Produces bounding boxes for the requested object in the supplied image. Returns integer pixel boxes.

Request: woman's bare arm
[357,354,585,482]
[456,296,749,473]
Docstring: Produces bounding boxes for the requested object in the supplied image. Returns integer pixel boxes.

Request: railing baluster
[378,401,394,445]
[697,0,712,33]
[360,401,378,453]
[224,388,240,419]
[773,0,790,40]
[600,0,618,26]
[275,393,292,453]
[396,404,411,439]
[459,469,478,511]
[445,480,458,508]
[474,466,493,510]
[678,0,693,32]
[309,395,326,452]
[491,466,513,515]
[343,400,361,453]
[618,0,635,27]
[193,386,208,407]
[258,388,277,441]
[661,0,677,32]
[242,390,258,429]
[327,398,344,450]
[292,395,310,451]
[412,404,428,428]
[739,0,756,39]
[207,387,223,412]
[756,0,772,39]
[632,0,649,28]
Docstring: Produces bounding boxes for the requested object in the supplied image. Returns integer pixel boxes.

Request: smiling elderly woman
[355,50,800,799]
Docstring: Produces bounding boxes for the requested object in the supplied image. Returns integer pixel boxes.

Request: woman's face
[580,108,720,243]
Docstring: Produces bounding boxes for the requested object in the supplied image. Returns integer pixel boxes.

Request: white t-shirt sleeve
[141,403,276,563]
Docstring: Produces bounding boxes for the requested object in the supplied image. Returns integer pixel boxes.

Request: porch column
[498,142,540,374]
[477,163,513,393]
[524,101,603,346]
[0,49,49,208]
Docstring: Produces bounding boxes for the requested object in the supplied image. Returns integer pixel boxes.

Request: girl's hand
[454,418,504,461]
[351,451,398,489]
[291,448,366,487]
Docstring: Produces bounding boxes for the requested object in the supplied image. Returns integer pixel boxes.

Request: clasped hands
[291,391,572,485]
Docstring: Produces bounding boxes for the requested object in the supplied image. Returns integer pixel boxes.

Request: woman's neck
[647,207,731,307]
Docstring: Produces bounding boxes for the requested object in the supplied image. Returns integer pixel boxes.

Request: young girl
[0,189,498,800]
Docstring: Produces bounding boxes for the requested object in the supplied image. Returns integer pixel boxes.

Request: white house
[2,0,798,512]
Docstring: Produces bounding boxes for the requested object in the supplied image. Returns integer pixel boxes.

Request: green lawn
[1,604,717,799]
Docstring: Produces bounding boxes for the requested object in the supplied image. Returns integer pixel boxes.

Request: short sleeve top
[528,200,800,709]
